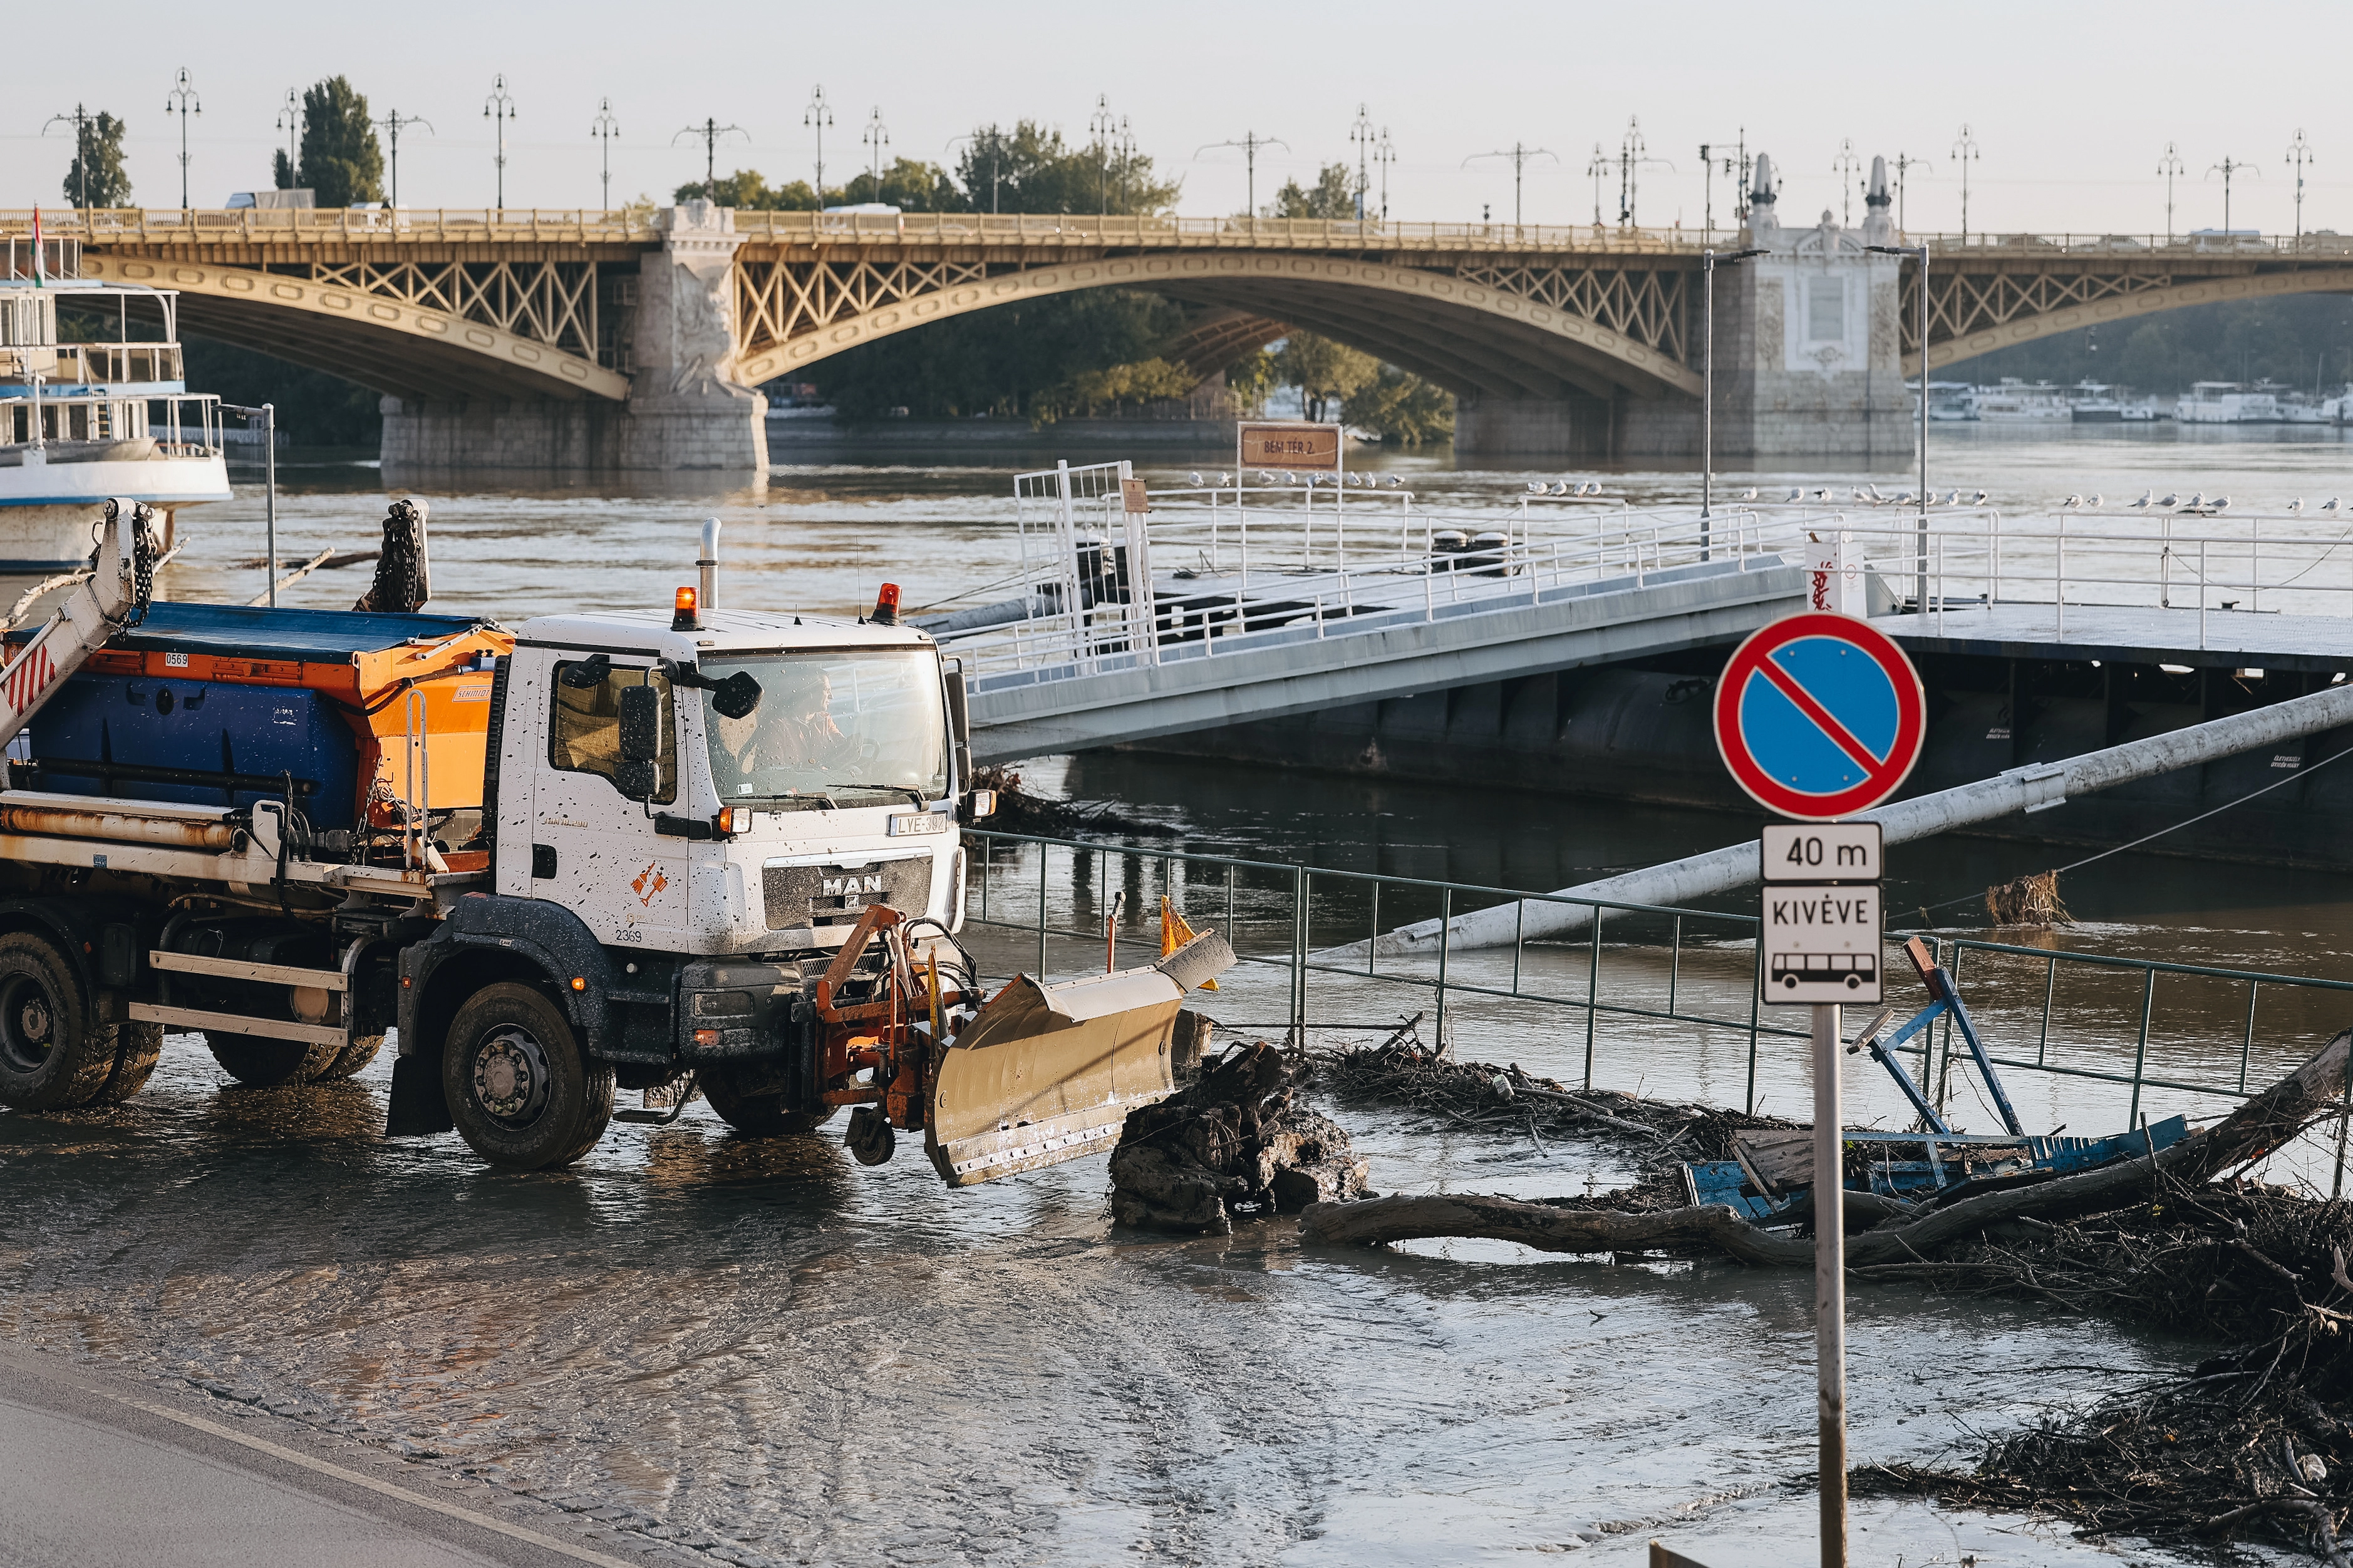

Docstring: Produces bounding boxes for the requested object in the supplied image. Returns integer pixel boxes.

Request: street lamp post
[166,70,200,210]
[861,108,889,200]
[675,117,747,198]
[2285,131,2316,244]
[805,86,834,205]
[591,100,619,210]
[2157,143,2185,243]
[1375,128,1396,220]
[1464,143,1558,232]
[44,106,95,210]
[1951,125,1980,240]
[1196,133,1287,232]
[1701,247,1767,552]
[2206,156,2262,235]
[483,75,517,210]
[1089,95,1115,212]
[1869,243,1933,612]
[1891,152,1933,235]
[276,90,302,187]
[379,109,432,209]
[1349,103,1376,222]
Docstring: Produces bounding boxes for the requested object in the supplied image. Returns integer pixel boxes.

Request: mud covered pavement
[0,1041,2239,1565]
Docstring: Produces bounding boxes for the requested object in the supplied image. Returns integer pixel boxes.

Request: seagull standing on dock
[2158,493,2180,509]
[2288,498,2306,514]
[2062,494,2084,509]
[1813,487,1833,501]
[2211,495,2231,512]
[2324,497,2342,512]
[2186,492,2205,511]
[1972,490,1989,505]
[1786,488,1804,503]
[1866,483,1886,503]
[2087,493,2102,508]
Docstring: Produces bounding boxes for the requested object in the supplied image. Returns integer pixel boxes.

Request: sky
[4,1,2347,237]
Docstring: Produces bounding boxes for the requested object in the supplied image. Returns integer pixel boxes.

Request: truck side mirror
[613,759,659,800]
[560,653,611,689]
[710,670,762,721]
[968,788,997,819]
[618,683,663,763]
[944,661,973,788]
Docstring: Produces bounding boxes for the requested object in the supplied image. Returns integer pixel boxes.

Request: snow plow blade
[924,929,1236,1187]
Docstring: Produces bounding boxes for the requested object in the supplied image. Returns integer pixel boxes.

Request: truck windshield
[700,648,948,809]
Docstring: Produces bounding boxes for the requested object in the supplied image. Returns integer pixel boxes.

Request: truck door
[532,656,691,950]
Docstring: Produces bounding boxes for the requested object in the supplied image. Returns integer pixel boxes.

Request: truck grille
[763,856,933,929]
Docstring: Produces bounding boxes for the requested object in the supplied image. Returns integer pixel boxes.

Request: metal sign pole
[1813,997,1846,1568]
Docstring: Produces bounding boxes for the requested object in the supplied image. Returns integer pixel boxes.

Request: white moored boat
[1973,378,2072,423]
[1,264,228,571]
[2175,381,2282,425]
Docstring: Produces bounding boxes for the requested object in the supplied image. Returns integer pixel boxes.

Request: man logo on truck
[822,874,884,897]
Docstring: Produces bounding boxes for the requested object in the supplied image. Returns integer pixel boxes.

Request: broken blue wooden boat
[1684,936,2192,1224]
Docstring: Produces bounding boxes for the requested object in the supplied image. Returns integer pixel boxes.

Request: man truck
[0,501,1227,1181]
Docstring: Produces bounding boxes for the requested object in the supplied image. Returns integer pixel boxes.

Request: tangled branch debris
[1985,868,2075,927]
[1110,1040,1369,1234]
[1305,1018,1798,1204]
[1300,1027,2353,1561]
[963,764,1176,837]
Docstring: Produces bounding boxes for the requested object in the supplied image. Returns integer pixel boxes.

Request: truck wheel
[701,1068,837,1137]
[0,932,112,1111]
[205,1032,336,1087]
[313,1033,385,1083]
[89,1021,165,1104]
[443,983,613,1170]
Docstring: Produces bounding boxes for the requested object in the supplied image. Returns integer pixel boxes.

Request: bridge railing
[1824,508,2353,636]
[0,208,663,244]
[955,482,1846,689]
[961,828,2353,1190]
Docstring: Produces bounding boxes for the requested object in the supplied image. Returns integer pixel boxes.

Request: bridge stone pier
[379,202,767,473]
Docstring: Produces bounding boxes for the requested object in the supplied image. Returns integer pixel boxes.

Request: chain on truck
[0,501,1231,1180]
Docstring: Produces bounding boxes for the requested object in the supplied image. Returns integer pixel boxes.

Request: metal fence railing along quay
[959,830,2353,1189]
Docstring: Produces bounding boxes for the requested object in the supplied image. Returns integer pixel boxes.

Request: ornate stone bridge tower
[380,202,768,474]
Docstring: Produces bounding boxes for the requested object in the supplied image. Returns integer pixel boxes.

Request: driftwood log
[1301,1029,2352,1265]
[1112,1040,1370,1234]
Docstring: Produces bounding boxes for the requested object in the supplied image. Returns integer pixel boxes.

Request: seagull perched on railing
[1866,483,1886,503]
[1385,475,1403,488]
[1786,487,1804,503]
[2288,497,2306,513]
[1948,489,1964,506]
[2324,497,2342,512]
[1741,487,1759,501]
[2156,492,2180,509]
[1813,487,1833,501]
[2210,495,2231,512]
[1554,480,1575,495]
[1189,472,1203,487]
[1217,473,1233,487]
[2129,490,2153,509]
[2062,493,2085,508]
[1526,481,1546,494]
[1896,491,1917,507]
[2186,492,2205,510]
[1972,489,1989,505]
[2087,493,2102,508]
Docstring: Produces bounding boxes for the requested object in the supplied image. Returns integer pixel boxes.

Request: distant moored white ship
[2175,381,2282,425]
[1,257,229,571]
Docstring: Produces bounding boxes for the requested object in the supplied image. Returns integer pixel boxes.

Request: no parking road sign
[1713,612,1926,822]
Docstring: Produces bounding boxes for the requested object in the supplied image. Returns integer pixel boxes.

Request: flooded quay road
[6,1040,2210,1567]
[11,431,2353,1562]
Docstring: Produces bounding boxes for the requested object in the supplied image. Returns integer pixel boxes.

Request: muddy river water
[9,426,2353,1564]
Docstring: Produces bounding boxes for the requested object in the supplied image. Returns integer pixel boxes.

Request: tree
[1345,365,1456,446]
[951,121,1177,215]
[839,158,961,213]
[295,78,384,207]
[1275,331,1378,421]
[1223,349,1279,416]
[63,111,132,209]
[1270,163,1355,220]
[673,170,821,209]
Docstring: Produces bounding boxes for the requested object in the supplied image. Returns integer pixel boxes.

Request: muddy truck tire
[205,1032,338,1087]
[701,1064,837,1137]
[313,1033,385,1083]
[88,1021,165,1104]
[443,983,614,1169]
[0,932,122,1110]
